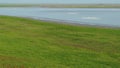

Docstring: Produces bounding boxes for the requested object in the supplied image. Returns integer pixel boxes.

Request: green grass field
[0,16,120,68]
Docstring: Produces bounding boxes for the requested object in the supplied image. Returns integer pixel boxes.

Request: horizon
[0,0,120,4]
[0,3,120,5]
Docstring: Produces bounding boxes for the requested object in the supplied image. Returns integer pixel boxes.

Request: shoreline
[23,16,120,29]
[1,15,120,29]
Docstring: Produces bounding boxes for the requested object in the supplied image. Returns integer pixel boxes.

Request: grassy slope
[0,16,120,68]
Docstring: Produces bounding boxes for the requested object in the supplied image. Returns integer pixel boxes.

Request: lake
[0,7,120,27]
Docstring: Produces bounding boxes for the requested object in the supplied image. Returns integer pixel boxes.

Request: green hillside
[0,16,120,68]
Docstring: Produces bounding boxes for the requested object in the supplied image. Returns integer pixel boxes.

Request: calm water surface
[0,7,120,27]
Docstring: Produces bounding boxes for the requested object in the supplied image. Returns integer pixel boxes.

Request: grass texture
[0,16,120,68]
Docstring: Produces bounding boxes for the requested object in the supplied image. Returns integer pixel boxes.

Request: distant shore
[0,4,120,8]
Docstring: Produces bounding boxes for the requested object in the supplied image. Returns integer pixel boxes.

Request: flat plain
[0,4,120,8]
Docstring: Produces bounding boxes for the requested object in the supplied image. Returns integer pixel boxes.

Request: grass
[0,4,120,8]
[0,16,120,68]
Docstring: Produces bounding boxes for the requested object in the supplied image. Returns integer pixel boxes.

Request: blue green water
[0,7,120,27]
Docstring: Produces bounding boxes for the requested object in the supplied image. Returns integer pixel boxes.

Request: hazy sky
[0,0,120,4]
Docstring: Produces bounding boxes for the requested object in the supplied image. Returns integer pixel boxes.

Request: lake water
[0,7,120,27]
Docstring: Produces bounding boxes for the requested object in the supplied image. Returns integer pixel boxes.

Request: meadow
[0,16,120,68]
